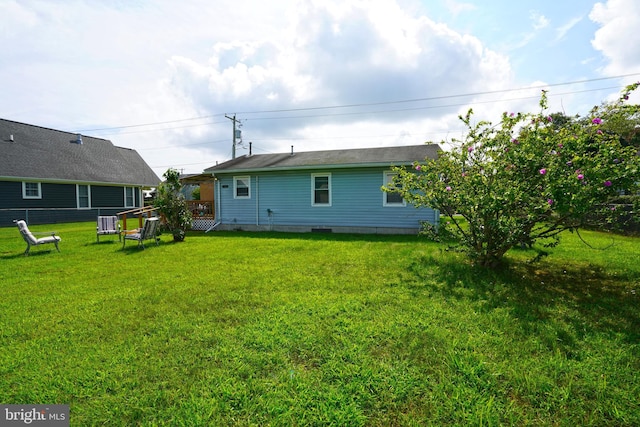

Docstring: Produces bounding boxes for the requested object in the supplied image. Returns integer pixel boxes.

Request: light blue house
[203,144,441,234]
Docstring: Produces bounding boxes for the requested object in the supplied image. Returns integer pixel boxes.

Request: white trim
[124,186,135,208]
[76,184,92,209]
[22,182,42,199]
[233,176,251,199]
[311,173,332,207]
[383,171,406,207]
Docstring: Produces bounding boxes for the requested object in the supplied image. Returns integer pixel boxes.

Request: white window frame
[311,173,332,207]
[76,184,92,209]
[124,187,135,208]
[22,182,42,199]
[233,176,251,199]
[383,171,406,207]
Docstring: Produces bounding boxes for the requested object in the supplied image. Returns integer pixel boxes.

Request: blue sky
[430,1,600,82]
[1,0,639,175]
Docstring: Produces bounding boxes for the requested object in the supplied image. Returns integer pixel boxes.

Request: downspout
[216,177,221,223]
[256,176,259,226]
[206,177,221,233]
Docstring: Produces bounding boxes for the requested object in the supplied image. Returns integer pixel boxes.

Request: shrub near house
[389,84,640,267]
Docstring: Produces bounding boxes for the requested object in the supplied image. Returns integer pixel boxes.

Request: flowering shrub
[154,168,193,242]
[386,84,640,267]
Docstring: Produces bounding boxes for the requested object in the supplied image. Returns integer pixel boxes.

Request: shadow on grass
[191,229,424,243]
[406,251,640,348]
[0,249,60,259]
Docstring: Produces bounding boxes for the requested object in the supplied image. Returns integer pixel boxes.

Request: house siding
[92,185,125,208]
[0,180,145,226]
[215,167,437,233]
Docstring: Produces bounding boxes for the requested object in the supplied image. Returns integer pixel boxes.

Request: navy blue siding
[0,180,145,226]
[92,186,124,208]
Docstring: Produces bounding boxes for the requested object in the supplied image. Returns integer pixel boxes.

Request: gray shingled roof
[205,144,441,174]
[0,118,160,186]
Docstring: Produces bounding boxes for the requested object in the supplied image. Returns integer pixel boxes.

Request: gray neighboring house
[0,118,160,226]
[204,144,441,234]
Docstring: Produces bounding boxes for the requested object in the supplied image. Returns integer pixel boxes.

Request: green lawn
[1,222,638,426]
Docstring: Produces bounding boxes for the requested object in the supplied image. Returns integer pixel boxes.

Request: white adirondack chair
[15,220,61,255]
[97,215,121,242]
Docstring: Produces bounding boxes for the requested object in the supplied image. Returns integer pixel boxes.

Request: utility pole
[225,114,240,159]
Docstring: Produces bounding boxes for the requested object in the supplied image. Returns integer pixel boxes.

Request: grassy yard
[0,222,638,426]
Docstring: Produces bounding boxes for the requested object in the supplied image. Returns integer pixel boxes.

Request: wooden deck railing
[117,206,160,231]
[187,200,214,218]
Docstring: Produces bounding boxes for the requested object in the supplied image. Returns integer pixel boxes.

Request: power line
[136,138,229,151]
[129,84,625,156]
[73,73,640,134]
[241,85,623,122]
[235,74,640,115]
[91,119,227,136]
[85,84,627,140]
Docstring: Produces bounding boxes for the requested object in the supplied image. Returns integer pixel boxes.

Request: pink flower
[577,174,584,180]
[512,138,519,145]
[445,186,452,191]
[510,112,515,117]
[547,199,554,206]
[592,117,602,125]
[415,164,421,171]
[539,168,547,175]
[604,180,612,187]
[467,146,474,153]
[547,116,553,122]
[597,129,603,135]
[557,143,563,149]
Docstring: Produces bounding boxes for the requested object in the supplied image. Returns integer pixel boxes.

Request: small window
[22,182,42,199]
[312,173,331,206]
[77,185,91,209]
[124,187,135,207]
[234,176,251,199]
[383,171,406,207]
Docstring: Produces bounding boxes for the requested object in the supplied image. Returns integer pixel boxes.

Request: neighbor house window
[312,173,331,206]
[383,171,406,207]
[77,184,91,209]
[234,176,251,199]
[124,187,135,207]
[22,182,42,199]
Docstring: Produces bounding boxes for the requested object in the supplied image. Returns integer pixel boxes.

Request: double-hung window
[234,176,251,199]
[124,187,135,208]
[312,173,331,206]
[22,182,42,199]
[383,171,406,207]
[77,184,91,209]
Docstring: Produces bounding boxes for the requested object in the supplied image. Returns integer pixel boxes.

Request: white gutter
[206,178,222,233]
[255,176,259,226]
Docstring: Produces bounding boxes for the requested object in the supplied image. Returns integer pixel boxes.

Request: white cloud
[555,16,583,42]
[0,0,530,174]
[444,0,477,17]
[167,0,512,121]
[590,0,640,77]
[529,10,550,31]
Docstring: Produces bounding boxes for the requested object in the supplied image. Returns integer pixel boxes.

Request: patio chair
[122,217,160,249]
[15,220,61,255]
[97,215,121,242]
